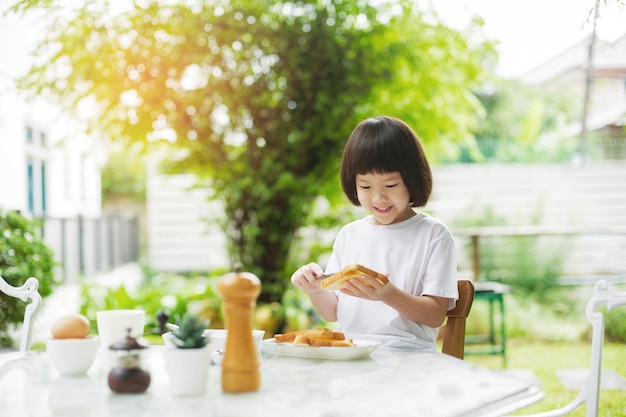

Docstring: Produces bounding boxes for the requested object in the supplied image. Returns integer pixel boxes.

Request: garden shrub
[604,306,626,343]
[454,206,569,304]
[0,209,57,348]
[79,266,325,339]
[79,271,224,336]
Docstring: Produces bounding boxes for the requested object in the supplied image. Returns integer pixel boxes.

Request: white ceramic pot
[163,346,211,396]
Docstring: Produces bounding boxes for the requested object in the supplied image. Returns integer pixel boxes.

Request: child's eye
[358,185,371,190]
[386,184,398,188]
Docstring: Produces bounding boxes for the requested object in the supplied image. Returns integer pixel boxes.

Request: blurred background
[1,0,625,371]
[0,0,626,416]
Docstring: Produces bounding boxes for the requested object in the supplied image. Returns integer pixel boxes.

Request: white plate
[261,338,380,360]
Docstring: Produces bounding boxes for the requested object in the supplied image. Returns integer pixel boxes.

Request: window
[24,125,48,215]
[26,126,34,143]
[41,161,47,213]
[27,158,34,212]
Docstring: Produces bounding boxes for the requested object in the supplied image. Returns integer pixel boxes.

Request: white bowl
[162,329,265,352]
[46,337,99,376]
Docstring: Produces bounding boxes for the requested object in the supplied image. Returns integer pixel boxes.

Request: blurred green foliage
[78,263,331,338]
[604,306,626,343]
[454,206,569,303]
[0,210,57,348]
[12,0,496,303]
[79,271,224,336]
[448,78,579,163]
[100,144,146,204]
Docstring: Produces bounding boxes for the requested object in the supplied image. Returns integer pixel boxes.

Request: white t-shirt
[325,213,458,351]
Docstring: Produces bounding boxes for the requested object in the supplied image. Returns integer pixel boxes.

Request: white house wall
[0,83,103,218]
[0,82,28,211]
[146,160,228,272]
[0,11,102,219]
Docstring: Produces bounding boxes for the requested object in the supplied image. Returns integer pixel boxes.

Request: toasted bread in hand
[320,264,388,290]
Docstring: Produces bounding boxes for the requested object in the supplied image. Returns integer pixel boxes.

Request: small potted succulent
[163,314,211,396]
[170,314,209,348]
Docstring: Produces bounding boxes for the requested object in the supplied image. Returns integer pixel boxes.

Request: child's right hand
[291,262,325,294]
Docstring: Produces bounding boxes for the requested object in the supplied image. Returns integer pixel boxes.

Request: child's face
[355,171,413,225]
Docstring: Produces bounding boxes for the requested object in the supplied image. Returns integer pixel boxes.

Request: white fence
[428,161,626,280]
[145,161,626,281]
[146,169,228,272]
[39,214,139,283]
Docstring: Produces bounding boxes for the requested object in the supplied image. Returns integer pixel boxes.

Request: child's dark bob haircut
[340,116,432,208]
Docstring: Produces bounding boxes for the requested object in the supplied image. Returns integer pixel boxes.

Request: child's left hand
[340,273,391,301]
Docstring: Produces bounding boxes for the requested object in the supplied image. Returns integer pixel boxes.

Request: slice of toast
[320,264,388,290]
[274,328,353,347]
[307,336,353,347]
[274,328,335,343]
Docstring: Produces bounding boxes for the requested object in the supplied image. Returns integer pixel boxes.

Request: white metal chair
[510,279,626,417]
[0,276,42,352]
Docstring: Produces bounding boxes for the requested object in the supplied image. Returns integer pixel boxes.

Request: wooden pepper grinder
[217,263,262,392]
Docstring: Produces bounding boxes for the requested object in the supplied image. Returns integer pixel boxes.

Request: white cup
[96,309,146,351]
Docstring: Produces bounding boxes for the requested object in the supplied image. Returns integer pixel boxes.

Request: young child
[291,116,458,351]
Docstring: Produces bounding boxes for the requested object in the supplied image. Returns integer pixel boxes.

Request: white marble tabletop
[0,345,542,417]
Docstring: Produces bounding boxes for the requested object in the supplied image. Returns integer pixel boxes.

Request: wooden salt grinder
[217,264,261,392]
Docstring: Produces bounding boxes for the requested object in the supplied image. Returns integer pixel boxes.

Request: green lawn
[464,340,626,417]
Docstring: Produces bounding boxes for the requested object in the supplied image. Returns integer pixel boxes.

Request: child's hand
[291,262,325,294]
[340,272,392,301]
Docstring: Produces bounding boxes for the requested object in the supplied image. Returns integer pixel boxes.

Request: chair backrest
[511,280,626,417]
[0,276,42,352]
[441,280,475,360]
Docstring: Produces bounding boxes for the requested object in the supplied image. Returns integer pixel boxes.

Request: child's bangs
[353,136,401,175]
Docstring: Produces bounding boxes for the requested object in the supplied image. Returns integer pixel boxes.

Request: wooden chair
[440,280,475,360]
[0,276,42,352]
